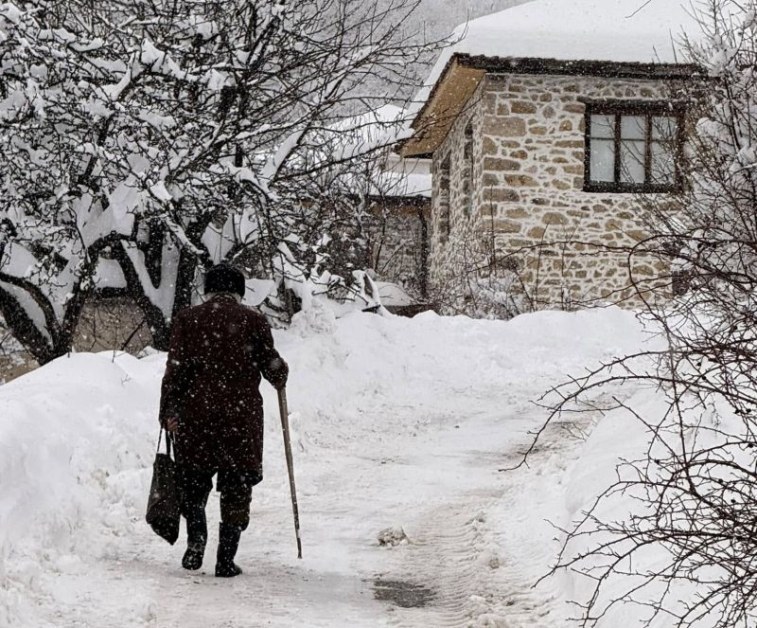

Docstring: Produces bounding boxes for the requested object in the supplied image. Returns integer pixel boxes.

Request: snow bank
[561,369,742,626]
[281,305,649,447]
[0,352,160,626]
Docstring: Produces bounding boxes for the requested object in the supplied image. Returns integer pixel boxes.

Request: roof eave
[400,57,486,158]
[457,53,704,80]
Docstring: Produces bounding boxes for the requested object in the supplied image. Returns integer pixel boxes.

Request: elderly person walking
[159,263,288,577]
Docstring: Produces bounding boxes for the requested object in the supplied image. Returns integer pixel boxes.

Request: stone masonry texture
[429,73,676,311]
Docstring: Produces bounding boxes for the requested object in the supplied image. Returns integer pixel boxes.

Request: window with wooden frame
[438,155,451,243]
[584,101,684,193]
[462,122,474,216]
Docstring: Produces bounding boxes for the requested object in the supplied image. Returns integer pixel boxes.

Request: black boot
[181,507,207,571]
[215,522,243,578]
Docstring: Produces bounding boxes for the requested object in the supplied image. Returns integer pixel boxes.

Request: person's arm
[256,317,289,390]
[159,313,189,431]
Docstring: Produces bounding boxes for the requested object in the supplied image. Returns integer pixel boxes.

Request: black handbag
[145,429,181,545]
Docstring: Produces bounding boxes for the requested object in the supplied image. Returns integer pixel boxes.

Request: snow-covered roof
[337,104,409,150]
[403,0,703,157]
[373,154,431,199]
[438,0,699,69]
[332,104,432,199]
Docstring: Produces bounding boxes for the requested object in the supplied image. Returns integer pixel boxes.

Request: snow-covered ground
[1,304,664,627]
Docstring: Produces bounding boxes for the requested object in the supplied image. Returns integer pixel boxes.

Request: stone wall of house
[0,297,152,383]
[75,297,154,353]
[364,199,430,299]
[429,72,677,312]
[427,82,495,313]
[0,329,35,383]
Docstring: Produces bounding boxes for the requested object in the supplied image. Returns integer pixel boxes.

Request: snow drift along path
[0,306,653,627]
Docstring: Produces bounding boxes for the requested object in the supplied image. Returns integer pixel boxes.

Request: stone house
[401,0,702,312]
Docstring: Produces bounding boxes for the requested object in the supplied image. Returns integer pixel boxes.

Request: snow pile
[0,352,161,625]
[0,306,666,626]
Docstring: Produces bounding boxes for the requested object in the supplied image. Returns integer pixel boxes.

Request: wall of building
[363,198,430,301]
[427,81,499,314]
[429,72,677,312]
[0,297,152,383]
[74,297,153,353]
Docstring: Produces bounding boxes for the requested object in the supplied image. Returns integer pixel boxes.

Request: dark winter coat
[159,294,288,475]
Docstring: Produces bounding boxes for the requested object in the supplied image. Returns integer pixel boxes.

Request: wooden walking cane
[277,387,302,559]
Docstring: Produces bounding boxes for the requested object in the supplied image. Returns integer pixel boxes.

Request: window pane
[621,115,647,140]
[590,138,615,182]
[652,116,678,140]
[620,139,646,183]
[438,157,450,240]
[464,123,473,159]
[590,114,615,139]
[651,141,676,184]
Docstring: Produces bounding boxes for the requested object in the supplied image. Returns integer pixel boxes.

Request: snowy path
[40,399,590,628]
[2,308,651,627]
[41,406,585,628]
